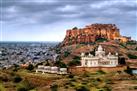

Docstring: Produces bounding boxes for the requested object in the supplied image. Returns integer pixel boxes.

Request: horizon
[1,0,137,41]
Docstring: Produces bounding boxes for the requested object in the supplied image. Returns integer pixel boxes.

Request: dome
[88,53,93,57]
[115,52,118,56]
[81,53,85,56]
[98,45,103,51]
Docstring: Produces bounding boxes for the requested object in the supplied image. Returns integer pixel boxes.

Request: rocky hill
[57,23,137,65]
[60,23,130,46]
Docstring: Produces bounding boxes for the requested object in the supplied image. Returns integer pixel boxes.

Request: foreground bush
[17,87,27,91]
[17,79,34,91]
[13,75,22,83]
[75,85,90,91]
[50,84,58,91]
[96,70,106,75]
[26,64,34,71]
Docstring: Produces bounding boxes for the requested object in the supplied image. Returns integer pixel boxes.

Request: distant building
[36,65,67,74]
[114,36,130,43]
[80,45,118,67]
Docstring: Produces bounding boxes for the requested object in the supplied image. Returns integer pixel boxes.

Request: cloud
[1,0,137,41]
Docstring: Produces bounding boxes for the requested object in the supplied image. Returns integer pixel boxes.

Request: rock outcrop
[61,23,130,46]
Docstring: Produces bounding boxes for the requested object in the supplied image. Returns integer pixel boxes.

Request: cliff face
[61,24,128,46]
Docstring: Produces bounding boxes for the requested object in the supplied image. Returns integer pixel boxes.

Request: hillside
[57,23,137,66]
[58,41,137,65]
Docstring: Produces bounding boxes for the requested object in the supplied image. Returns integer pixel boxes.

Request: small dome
[88,53,93,57]
[81,53,85,56]
[98,45,103,51]
[108,52,111,55]
[115,52,118,56]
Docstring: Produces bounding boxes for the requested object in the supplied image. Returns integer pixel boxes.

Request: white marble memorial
[80,45,118,67]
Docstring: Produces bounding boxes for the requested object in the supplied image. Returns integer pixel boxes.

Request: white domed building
[80,45,118,67]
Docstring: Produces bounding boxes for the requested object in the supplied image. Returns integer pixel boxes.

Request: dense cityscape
[0,42,58,69]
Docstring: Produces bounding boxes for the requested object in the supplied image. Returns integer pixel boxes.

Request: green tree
[64,51,70,57]
[68,56,81,66]
[127,54,137,59]
[26,64,34,71]
[68,60,80,66]
[13,64,19,72]
[13,75,22,83]
[55,61,67,68]
[96,38,108,42]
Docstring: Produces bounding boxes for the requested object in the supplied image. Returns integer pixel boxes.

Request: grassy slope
[0,83,6,91]
[0,69,137,91]
[60,41,137,64]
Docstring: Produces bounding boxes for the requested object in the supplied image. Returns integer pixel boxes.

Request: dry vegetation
[0,68,137,91]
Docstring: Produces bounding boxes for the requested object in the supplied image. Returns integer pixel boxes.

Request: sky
[0,0,137,41]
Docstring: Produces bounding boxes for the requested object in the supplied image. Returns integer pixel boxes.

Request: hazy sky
[1,0,137,41]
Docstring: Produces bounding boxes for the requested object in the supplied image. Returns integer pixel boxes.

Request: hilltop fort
[61,23,131,46]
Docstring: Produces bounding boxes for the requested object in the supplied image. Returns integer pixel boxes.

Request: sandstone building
[61,24,130,46]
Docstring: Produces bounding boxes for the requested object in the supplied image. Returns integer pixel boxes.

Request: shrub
[13,64,20,72]
[124,66,132,75]
[68,56,81,66]
[119,43,126,48]
[103,86,112,91]
[50,84,58,91]
[17,87,27,91]
[96,70,106,75]
[55,61,67,68]
[17,80,34,91]
[126,41,136,45]
[68,74,74,78]
[13,75,22,83]
[92,80,99,86]
[82,72,90,77]
[134,86,137,89]
[105,79,113,84]
[135,47,137,51]
[127,54,137,59]
[64,51,70,57]
[45,61,51,66]
[26,64,34,71]
[68,60,80,66]
[118,57,126,65]
[73,56,81,61]
[96,38,108,42]
[75,85,90,91]
[1,76,9,82]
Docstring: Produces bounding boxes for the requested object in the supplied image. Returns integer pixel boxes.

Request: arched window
[85,60,88,66]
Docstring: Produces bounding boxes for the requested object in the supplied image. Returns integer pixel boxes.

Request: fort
[61,24,131,46]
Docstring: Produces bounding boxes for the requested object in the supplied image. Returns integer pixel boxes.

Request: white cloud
[20,0,58,3]
[1,0,137,41]
[58,5,78,12]
[6,6,17,13]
